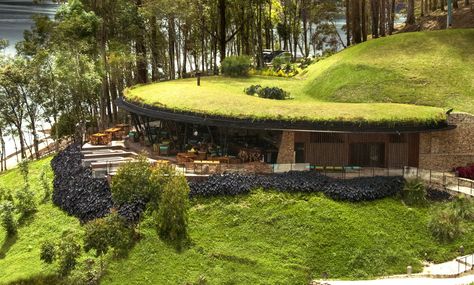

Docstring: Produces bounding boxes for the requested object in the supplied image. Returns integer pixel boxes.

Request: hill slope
[302,29,474,113]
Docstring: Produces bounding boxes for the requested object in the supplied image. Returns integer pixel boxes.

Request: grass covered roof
[125,29,474,126]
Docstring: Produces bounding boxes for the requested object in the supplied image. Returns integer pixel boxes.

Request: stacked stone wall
[419,113,474,171]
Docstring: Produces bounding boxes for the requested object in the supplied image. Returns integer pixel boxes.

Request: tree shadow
[0,234,18,259]
[5,274,62,285]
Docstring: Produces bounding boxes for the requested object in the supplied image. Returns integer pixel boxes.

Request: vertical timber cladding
[419,113,474,171]
[294,131,417,168]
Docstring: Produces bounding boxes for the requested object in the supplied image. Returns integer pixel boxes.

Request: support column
[277,131,295,164]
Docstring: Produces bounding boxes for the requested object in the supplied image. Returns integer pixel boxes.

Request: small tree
[15,184,37,217]
[221,55,252,77]
[0,201,17,236]
[157,174,190,246]
[18,159,30,184]
[111,155,152,205]
[84,212,133,269]
[39,165,52,202]
[40,230,82,277]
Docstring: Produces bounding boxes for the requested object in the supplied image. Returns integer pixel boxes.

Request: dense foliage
[189,172,404,202]
[40,230,82,277]
[157,174,190,246]
[221,56,252,77]
[0,200,17,236]
[244,84,290,100]
[456,165,474,180]
[428,209,462,243]
[402,178,427,206]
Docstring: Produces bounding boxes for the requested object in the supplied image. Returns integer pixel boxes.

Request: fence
[404,166,474,197]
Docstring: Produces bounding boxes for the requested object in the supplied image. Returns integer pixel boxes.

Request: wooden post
[196,72,201,86]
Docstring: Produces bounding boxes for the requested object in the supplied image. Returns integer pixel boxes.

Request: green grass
[0,158,82,285]
[2,158,474,284]
[126,29,474,125]
[102,191,474,284]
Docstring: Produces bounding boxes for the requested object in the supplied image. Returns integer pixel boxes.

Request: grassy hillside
[3,158,474,284]
[126,29,474,124]
[0,158,82,284]
[102,192,474,284]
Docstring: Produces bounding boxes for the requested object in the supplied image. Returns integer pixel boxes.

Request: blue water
[0,0,57,55]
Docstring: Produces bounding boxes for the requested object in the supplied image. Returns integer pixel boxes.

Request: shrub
[221,55,252,77]
[40,230,82,277]
[428,209,462,242]
[15,184,37,217]
[0,201,17,236]
[449,194,474,220]
[84,212,134,262]
[244,84,262,96]
[40,240,56,264]
[111,155,153,205]
[40,165,52,202]
[456,165,474,180]
[18,159,30,183]
[244,85,290,100]
[402,179,427,206]
[157,174,190,246]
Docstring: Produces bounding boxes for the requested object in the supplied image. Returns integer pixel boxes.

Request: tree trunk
[150,16,159,82]
[406,0,416,24]
[379,0,386,36]
[346,0,351,46]
[453,0,459,8]
[218,0,227,62]
[371,0,379,38]
[351,0,362,44]
[135,0,148,84]
[168,16,176,80]
[361,0,368,41]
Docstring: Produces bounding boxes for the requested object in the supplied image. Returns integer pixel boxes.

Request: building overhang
[117,97,456,134]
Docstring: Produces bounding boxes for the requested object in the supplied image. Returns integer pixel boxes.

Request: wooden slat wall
[294,132,418,168]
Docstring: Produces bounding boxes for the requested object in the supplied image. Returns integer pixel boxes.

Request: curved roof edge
[117,97,455,134]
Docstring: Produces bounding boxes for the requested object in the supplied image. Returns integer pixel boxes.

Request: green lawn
[2,158,474,284]
[0,158,82,285]
[102,191,474,285]
[126,28,474,125]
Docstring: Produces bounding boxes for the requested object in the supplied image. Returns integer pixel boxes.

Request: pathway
[314,254,474,285]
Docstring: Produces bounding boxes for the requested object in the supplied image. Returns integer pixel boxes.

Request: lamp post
[447,0,453,28]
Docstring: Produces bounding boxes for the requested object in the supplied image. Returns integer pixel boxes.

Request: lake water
[0,1,58,160]
[0,0,58,55]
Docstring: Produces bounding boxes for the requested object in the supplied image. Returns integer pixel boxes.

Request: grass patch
[102,191,474,284]
[0,158,82,285]
[126,29,474,124]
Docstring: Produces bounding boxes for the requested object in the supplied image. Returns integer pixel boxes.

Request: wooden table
[105,127,123,140]
[194,160,221,174]
[90,133,111,145]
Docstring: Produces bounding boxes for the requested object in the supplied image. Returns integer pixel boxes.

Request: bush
[18,159,30,184]
[40,230,82,277]
[456,165,474,180]
[428,209,462,242]
[244,85,290,100]
[40,165,52,202]
[0,201,17,236]
[449,194,474,220]
[15,184,37,217]
[111,155,153,205]
[84,212,134,261]
[402,179,427,206]
[157,174,190,246]
[221,55,252,77]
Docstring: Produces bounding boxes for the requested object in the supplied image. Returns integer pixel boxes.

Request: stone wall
[277,131,295,164]
[419,113,474,171]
